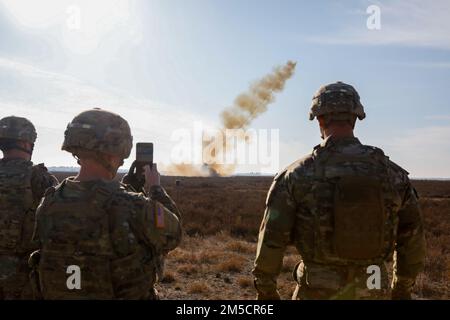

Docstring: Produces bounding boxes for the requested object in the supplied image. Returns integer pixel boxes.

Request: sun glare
[1,0,140,54]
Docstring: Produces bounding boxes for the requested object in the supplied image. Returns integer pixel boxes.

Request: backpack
[298,147,401,265]
[0,160,34,254]
[36,180,156,299]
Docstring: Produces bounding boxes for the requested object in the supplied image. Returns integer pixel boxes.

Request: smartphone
[136,142,153,165]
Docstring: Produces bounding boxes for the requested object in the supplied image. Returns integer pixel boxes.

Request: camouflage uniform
[0,116,58,300]
[122,169,181,219]
[31,109,182,299]
[253,82,426,300]
[122,169,182,282]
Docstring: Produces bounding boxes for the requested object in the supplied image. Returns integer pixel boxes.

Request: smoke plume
[221,60,296,130]
[165,60,297,176]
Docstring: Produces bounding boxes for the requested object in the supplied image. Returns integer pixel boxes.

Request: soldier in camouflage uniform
[253,81,426,300]
[30,108,182,299]
[0,116,58,299]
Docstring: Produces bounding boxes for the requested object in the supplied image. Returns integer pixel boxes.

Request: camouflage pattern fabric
[32,177,182,300]
[147,185,182,221]
[0,116,37,144]
[253,136,426,300]
[147,185,182,280]
[120,175,183,281]
[309,81,366,121]
[62,108,133,160]
[0,159,57,300]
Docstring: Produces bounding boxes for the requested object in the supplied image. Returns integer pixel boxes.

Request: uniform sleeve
[23,165,57,250]
[392,180,426,299]
[31,188,54,248]
[149,185,182,221]
[252,172,296,300]
[133,197,182,254]
[31,164,58,206]
[31,202,43,246]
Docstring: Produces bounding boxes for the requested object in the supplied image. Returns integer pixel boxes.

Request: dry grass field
[52,172,449,300]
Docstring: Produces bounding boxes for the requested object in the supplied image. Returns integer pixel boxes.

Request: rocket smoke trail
[209,60,297,175]
[165,60,297,176]
[221,60,296,130]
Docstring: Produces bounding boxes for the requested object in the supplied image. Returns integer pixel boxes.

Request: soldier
[252,81,426,300]
[30,108,182,299]
[0,116,58,299]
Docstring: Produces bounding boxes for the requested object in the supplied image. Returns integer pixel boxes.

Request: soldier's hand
[122,160,145,192]
[145,163,160,190]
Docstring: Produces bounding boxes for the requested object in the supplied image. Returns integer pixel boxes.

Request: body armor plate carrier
[36,180,156,299]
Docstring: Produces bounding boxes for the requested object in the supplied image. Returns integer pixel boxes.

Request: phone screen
[136,142,153,164]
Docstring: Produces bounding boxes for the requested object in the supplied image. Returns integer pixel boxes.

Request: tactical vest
[36,180,156,299]
[0,160,34,254]
[294,146,402,266]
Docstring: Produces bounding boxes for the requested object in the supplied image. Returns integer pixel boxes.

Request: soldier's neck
[2,150,31,161]
[75,165,114,182]
[321,127,355,140]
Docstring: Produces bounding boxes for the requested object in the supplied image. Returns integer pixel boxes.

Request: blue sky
[0,0,449,177]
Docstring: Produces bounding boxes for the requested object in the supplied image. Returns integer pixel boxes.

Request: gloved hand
[144,163,160,192]
[122,160,146,192]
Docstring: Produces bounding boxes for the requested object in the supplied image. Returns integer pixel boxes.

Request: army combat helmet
[0,116,37,153]
[62,108,133,172]
[309,81,366,122]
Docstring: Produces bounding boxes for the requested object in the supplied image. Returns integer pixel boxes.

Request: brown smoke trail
[164,61,297,176]
[209,60,296,175]
[220,60,297,130]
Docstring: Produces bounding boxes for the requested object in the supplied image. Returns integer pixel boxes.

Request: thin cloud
[309,0,450,50]
[382,126,450,178]
[0,57,215,167]
[425,115,450,121]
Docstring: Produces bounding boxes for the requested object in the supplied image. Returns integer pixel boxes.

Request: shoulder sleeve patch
[155,202,165,229]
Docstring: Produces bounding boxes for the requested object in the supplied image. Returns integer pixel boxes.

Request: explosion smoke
[165,60,297,176]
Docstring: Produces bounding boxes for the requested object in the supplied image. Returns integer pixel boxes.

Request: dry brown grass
[198,250,223,264]
[226,240,255,254]
[177,264,198,276]
[237,276,253,288]
[157,176,269,241]
[161,271,176,284]
[416,198,449,299]
[216,255,246,273]
[187,281,211,294]
[169,248,197,263]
